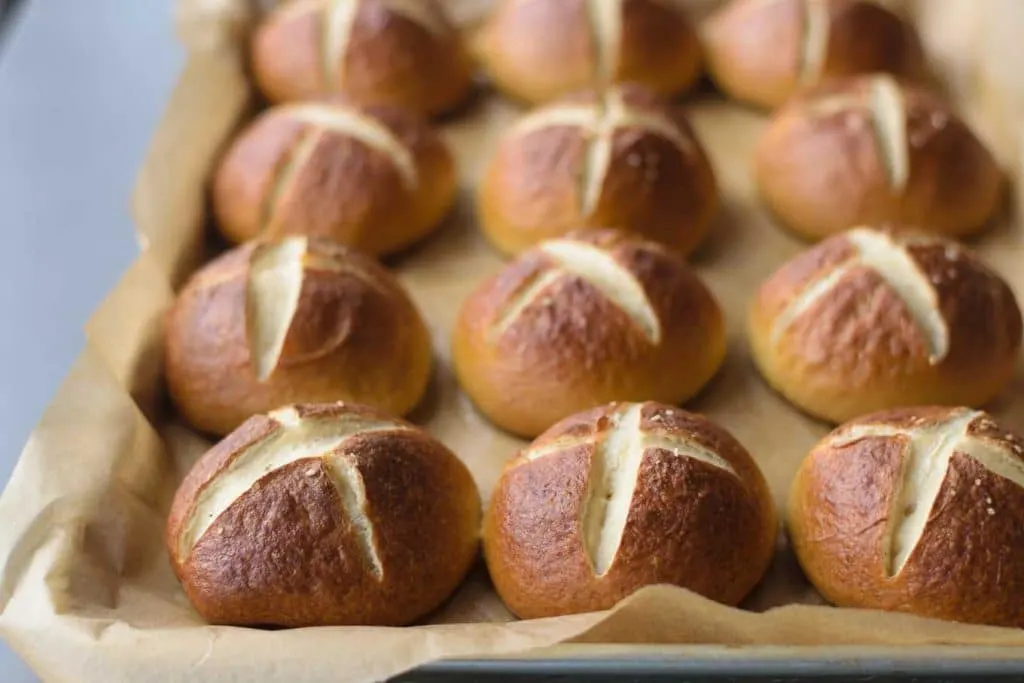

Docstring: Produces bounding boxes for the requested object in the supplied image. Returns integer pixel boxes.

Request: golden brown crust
[754,76,1003,240]
[788,406,1024,628]
[484,401,777,618]
[748,227,1022,424]
[477,0,701,105]
[453,229,726,438]
[705,0,923,110]
[478,84,718,257]
[164,238,433,436]
[251,0,473,117]
[166,402,481,627]
[212,101,456,256]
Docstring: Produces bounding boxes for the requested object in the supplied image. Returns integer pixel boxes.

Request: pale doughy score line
[262,130,322,233]
[868,75,910,191]
[180,412,410,568]
[799,0,830,83]
[576,406,739,576]
[284,104,418,189]
[248,237,309,382]
[585,0,622,85]
[827,410,1024,577]
[770,229,948,363]
[325,454,384,579]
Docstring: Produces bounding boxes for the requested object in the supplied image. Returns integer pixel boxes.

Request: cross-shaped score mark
[261,104,418,235]
[246,237,386,381]
[180,406,411,579]
[803,75,909,191]
[321,0,450,88]
[770,228,949,363]
[519,405,738,575]
[826,410,1024,577]
[512,90,695,221]
[491,239,661,343]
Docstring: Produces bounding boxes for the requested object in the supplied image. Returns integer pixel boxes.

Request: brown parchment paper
[3,1,1024,681]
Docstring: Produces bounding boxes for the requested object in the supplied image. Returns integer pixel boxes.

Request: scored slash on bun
[251,0,473,117]
[212,101,457,257]
[788,406,1024,628]
[755,75,1003,241]
[705,0,924,110]
[748,226,1023,424]
[453,229,726,439]
[164,236,433,436]
[484,401,777,619]
[166,402,481,627]
[475,0,702,105]
[478,84,718,256]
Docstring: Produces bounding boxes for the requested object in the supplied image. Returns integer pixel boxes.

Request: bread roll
[166,402,481,627]
[706,0,923,110]
[165,237,432,436]
[475,0,702,105]
[213,101,456,257]
[484,401,777,619]
[789,406,1024,628]
[453,229,725,438]
[251,0,472,117]
[478,85,718,256]
[755,75,1003,240]
[748,227,1022,424]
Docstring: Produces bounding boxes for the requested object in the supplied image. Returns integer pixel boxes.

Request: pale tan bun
[789,406,1024,628]
[755,75,1004,241]
[213,101,456,257]
[475,0,702,105]
[478,84,718,257]
[748,227,1022,424]
[251,0,473,117]
[705,0,923,111]
[453,229,726,439]
[166,402,481,627]
[484,401,777,619]
[164,237,433,437]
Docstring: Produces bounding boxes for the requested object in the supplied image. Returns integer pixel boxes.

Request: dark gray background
[0,1,183,679]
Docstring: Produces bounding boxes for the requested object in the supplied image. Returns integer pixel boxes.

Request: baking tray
[2,1,1024,681]
[403,644,1024,681]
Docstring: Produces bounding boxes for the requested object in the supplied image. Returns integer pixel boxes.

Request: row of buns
[215,74,1004,262]
[166,226,1023,438]
[167,398,1024,629]
[249,0,925,115]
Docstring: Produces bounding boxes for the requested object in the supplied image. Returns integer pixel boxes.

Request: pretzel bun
[213,102,456,257]
[475,0,702,105]
[453,229,725,438]
[166,402,481,627]
[748,227,1022,424]
[165,237,432,436]
[478,85,718,256]
[251,0,472,117]
[705,0,923,110]
[789,406,1024,628]
[484,401,777,618]
[755,75,1003,241]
